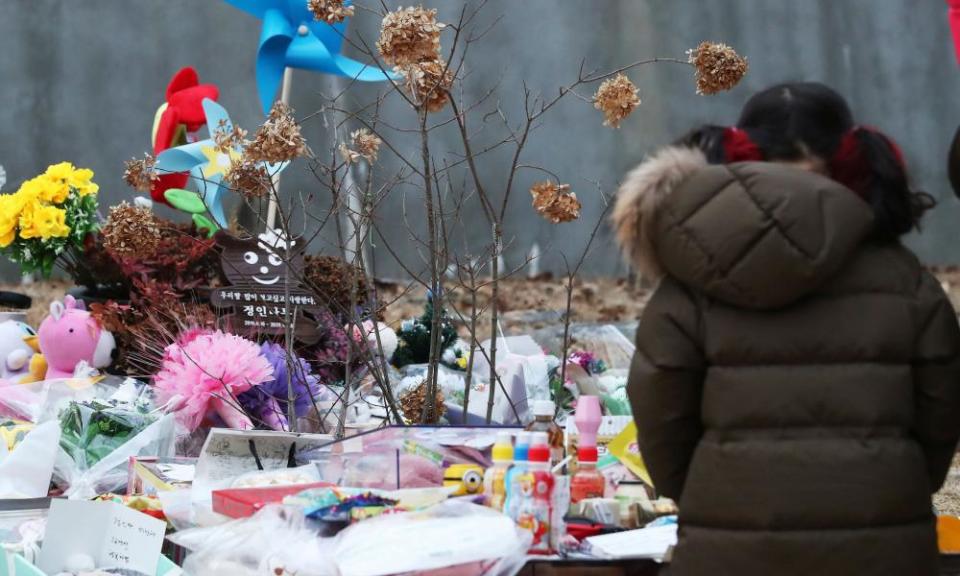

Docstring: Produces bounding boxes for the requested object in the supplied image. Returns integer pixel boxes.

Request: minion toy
[444,464,485,496]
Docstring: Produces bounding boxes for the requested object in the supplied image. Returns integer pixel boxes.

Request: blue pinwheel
[224,0,396,115]
[155,98,287,229]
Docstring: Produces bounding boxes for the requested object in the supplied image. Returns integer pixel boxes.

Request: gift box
[212,482,332,518]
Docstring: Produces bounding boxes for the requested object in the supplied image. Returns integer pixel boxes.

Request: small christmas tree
[392,292,458,368]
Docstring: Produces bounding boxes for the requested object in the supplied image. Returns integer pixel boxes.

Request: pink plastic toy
[37,296,116,379]
[573,395,602,450]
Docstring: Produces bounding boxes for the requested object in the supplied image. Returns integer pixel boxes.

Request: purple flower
[238,342,323,430]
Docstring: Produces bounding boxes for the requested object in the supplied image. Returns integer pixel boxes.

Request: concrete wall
[1,0,958,280]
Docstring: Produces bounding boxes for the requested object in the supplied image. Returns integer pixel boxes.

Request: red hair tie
[723,127,764,163]
[829,126,906,198]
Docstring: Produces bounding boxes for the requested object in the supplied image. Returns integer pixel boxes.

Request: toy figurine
[150,67,220,205]
[443,464,485,497]
[0,320,37,382]
[37,296,116,379]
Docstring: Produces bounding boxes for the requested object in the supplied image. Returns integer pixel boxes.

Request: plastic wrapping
[0,421,59,498]
[169,500,530,576]
[167,505,335,576]
[332,500,531,576]
[0,377,178,499]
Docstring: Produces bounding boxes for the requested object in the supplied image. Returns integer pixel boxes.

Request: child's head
[677,82,934,239]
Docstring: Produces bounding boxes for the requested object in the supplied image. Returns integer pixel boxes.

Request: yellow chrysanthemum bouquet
[0,162,99,277]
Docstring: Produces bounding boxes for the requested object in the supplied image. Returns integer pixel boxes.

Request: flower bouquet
[58,396,157,467]
[0,162,99,278]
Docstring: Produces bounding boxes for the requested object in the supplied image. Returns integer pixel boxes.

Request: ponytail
[831,128,935,240]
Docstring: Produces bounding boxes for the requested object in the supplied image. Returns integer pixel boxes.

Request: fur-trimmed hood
[613,146,874,309]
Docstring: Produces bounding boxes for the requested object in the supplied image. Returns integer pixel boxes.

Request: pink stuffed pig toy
[38,295,116,379]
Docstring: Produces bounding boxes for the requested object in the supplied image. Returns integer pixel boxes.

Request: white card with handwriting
[38,499,165,574]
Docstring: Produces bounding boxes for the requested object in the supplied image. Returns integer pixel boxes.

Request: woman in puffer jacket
[614,82,960,576]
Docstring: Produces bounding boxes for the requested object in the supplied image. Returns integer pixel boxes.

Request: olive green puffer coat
[614,146,960,576]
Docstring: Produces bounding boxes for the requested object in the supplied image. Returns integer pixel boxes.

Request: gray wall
[2,0,959,280]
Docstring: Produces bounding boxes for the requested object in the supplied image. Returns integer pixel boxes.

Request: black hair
[675,82,934,240]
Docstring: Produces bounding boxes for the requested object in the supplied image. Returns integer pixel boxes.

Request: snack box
[212,482,332,518]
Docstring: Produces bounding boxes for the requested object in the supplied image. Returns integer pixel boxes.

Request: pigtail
[847,129,935,240]
[672,125,729,164]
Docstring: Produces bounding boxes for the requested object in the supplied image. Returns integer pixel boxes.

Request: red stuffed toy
[150,67,220,204]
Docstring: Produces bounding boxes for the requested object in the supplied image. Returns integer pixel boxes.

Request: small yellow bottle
[483,430,514,511]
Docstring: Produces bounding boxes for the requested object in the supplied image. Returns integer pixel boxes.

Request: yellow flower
[69,168,97,197]
[16,177,43,203]
[68,167,93,185]
[44,162,76,182]
[75,180,98,197]
[456,356,468,370]
[19,204,69,240]
[0,194,23,247]
[38,175,70,204]
[17,202,38,239]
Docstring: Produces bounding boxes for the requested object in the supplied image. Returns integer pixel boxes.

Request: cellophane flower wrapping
[5,377,177,499]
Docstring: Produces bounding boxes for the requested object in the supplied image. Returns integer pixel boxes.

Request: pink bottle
[572,395,605,502]
[574,395,602,451]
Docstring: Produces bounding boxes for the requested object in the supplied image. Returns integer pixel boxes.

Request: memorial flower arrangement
[0,162,100,277]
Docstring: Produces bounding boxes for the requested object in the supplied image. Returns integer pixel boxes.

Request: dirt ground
[7,272,960,514]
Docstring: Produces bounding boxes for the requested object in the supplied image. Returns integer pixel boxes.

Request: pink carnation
[154,330,274,432]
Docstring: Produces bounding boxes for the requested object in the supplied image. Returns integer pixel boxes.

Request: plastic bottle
[504,431,530,520]
[517,431,555,553]
[570,445,605,502]
[571,395,605,502]
[526,399,564,467]
[483,430,514,511]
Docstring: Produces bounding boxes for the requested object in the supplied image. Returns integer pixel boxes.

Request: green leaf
[192,214,218,237]
[165,189,208,214]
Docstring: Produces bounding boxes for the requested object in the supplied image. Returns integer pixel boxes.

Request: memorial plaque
[211,229,323,343]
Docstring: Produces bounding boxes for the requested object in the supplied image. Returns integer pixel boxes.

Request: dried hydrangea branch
[558,185,612,387]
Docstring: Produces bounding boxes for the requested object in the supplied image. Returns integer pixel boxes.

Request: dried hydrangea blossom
[308,0,354,24]
[338,143,362,165]
[122,154,159,192]
[399,379,446,423]
[214,120,248,154]
[530,181,581,223]
[688,41,748,95]
[398,59,453,113]
[102,202,162,260]
[351,128,382,162]
[593,73,641,128]
[225,159,272,199]
[246,102,307,163]
[377,5,445,67]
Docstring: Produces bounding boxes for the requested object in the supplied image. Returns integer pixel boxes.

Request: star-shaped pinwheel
[223,0,396,115]
[155,98,286,229]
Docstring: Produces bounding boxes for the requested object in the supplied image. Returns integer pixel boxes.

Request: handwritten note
[38,499,165,574]
[192,428,332,502]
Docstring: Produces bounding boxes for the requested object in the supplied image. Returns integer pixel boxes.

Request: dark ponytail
[674,82,934,240]
[851,129,935,240]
